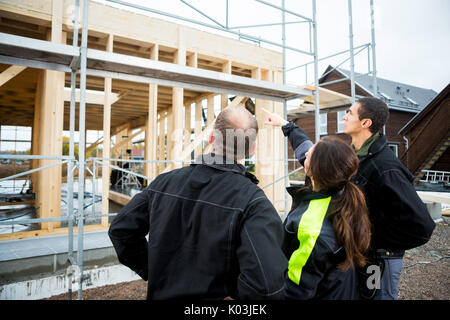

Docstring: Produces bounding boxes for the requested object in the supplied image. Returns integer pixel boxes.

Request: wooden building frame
[0,0,321,242]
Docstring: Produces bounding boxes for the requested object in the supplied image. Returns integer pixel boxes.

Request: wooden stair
[414,131,450,184]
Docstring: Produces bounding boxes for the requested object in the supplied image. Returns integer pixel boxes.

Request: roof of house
[322,66,438,113]
[398,83,450,135]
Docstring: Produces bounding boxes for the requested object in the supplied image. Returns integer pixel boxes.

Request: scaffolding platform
[0,32,312,102]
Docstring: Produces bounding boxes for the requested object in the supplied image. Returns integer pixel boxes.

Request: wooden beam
[207,95,215,127]
[0,65,26,87]
[184,51,197,160]
[158,112,166,173]
[253,68,275,201]
[221,60,232,111]
[0,224,109,241]
[101,34,113,227]
[145,43,158,180]
[194,100,203,159]
[63,88,120,105]
[170,27,186,169]
[272,69,286,212]
[37,3,65,232]
[109,190,131,206]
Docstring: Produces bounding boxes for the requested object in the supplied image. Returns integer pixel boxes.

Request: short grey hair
[212,105,258,161]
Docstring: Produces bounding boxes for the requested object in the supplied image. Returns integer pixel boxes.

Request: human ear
[208,131,214,144]
[362,119,372,129]
[249,141,257,155]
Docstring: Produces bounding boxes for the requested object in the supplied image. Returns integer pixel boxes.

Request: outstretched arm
[262,108,313,166]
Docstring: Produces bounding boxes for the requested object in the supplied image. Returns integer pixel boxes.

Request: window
[337,110,346,133]
[388,143,398,157]
[320,113,327,135]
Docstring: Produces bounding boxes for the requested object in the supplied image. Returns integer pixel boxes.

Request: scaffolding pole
[348,0,356,104]
[312,0,320,143]
[67,0,80,301]
[77,0,89,300]
[282,0,289,218]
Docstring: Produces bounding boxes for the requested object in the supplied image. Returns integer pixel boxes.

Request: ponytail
[329,182,371,271]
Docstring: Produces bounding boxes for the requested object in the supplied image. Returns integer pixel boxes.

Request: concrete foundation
[0,230,138,299]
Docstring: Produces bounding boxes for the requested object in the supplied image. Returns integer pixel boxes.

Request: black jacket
[108,154,287,300]
[353,134,435,251]
[283,187,360,300]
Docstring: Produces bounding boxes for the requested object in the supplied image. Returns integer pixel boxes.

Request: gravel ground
[45,217,449,300]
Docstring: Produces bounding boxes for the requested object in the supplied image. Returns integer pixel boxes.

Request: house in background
[398,83,450,186]
[288,65,438,171]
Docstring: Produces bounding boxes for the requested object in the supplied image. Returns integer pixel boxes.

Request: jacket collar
[287,186,333,202]
[355,132,379,156]
[192,153,259,184]
[358,133,387,160]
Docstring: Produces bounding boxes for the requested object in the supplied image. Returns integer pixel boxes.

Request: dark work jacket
[108,154,287,300]
[353,134,436,251]
[283,187,360,300]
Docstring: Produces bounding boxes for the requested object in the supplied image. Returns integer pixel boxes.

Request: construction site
[0,0,448,301]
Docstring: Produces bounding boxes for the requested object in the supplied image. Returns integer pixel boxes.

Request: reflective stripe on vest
[288,196,331,285]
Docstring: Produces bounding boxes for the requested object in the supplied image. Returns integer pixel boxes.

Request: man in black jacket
[108,104,287,300]
[342,97,435,299]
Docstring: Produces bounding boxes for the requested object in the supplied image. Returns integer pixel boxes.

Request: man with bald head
[109,104,287,300]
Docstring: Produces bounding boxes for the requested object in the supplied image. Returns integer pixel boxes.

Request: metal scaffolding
[0,0,378,300]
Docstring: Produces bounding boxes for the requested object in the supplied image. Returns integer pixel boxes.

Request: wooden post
[145,43,158,180]
[253,68,275,202]
[158,112,166,173]
[184,52,197,163]
[272,69,286,212]
[221,60,232,111]
[101,34,113,227]
[194,100,203,158]
[207,95,215,127]
[170,27,186,169]
[166,108,173,164]
[184,103,191,163]
[37,1,65,232]
[31,73,41,197]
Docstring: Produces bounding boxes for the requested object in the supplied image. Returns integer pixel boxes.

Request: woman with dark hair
[263,108,371,300]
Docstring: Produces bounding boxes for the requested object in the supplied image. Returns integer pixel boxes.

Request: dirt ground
[45,217,449,300]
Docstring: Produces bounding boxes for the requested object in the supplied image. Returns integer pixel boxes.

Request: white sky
[93,0,449,93]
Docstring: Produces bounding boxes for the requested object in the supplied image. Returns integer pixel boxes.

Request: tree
[62,137,79,158]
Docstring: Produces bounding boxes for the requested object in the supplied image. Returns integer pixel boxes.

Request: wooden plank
[158,112,166,173]
[272,69,286,212]
[253,68,274,202]
[145,43,158,180]
[170,27,186,170]
[36,10,65,232]
[207,95,215,126]
[0,224,109,241]
[109,190,131,206]
[0,65,26,87]
[101,34,113,227]
[221,60,232,111]
[194,100,203,158]
[63,88,120,105]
